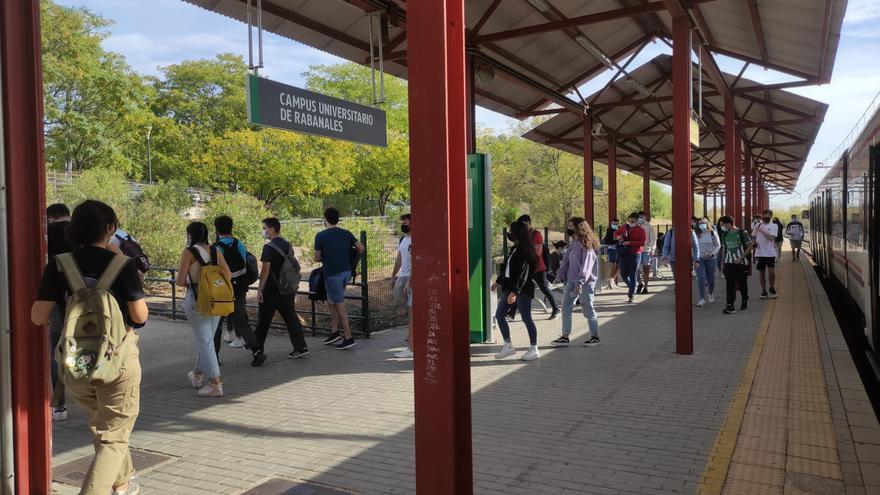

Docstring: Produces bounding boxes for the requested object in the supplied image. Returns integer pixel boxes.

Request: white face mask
[262,229,270,240]
[638,217,646,225]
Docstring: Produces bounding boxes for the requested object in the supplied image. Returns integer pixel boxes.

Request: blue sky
[57,0,880,208]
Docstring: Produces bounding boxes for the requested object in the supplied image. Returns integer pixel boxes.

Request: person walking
[393,214,415,359]
[314,208,365,350]
[753,209,779,300]
[507,215,560,320]
[694,217,721,307]
[719,215,754,314]
[547,240,566,283]
[550,217,601,347]
[661,226,699,280]
[786,214,805,261]
[636,212,656,294]
[256,218,311,358]
[212,215,265,367]
[46,203,73,421]
[492,221,541,361]
[32,200,148,495]
[602,218,620,289]
[614,213,647,303]
[772,217,785,260]
[177,222,231,397]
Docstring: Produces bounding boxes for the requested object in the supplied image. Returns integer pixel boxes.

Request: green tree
[352,130,410,215]
[202,192,271,254]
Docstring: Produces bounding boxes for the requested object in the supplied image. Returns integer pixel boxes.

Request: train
[808,105,880,371]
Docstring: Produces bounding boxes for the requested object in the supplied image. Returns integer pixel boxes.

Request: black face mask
[401,225,411,234]
[763,216,771,223]
[566,228,575,236]
[506,233,516,242]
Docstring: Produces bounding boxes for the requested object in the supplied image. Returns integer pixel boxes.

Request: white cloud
[844,0,880,25]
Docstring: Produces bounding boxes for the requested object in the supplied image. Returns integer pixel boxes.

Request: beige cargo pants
[63,332,141,495]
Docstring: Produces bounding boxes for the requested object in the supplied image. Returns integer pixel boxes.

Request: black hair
[516,214,532,224]
[67,200,119,246]
[214,215,233,236]
[719,215,734,226]
[509,221,537,263]
[47,203,70,219]
[400,213,411,221]
[187,221,210,247]
[262,217,281,233]
[637,211,646,216]
[627,212,639,220]
[553,241,567,249]
[324,207,340,225]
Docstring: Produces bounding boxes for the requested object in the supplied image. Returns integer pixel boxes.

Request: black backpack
[115,234,150,273]
[348,239,361,282]
[214,238,258,292]
[308,267,327,301]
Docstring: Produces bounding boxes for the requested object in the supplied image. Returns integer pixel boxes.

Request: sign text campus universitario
[246,74,387,147]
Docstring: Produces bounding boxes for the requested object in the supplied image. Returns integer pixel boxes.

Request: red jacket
[614,224,647,255]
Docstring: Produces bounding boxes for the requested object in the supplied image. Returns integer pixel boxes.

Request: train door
[825,189,833,274]
[869,145,880,351]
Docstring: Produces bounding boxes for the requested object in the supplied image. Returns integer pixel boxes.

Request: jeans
[495,291,538,345]
[618,253,638,298]
[49,304,65,407]
[723,264,749,306]
[184,290,222,379]
[255,293,308,352]
[561,281,598,339]
[508,271,558,317]
[695,258,717,300]
[213,293,259,356]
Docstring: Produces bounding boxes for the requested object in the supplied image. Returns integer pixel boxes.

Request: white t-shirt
[397,235,412,277]
[752,222,779,258]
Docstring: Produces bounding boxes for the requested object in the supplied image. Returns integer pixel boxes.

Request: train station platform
[50,258,880,495]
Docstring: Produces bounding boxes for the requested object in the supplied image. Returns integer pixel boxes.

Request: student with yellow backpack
[176,222,234,397]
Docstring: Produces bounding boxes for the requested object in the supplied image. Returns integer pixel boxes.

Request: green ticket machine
[467,153,493,343]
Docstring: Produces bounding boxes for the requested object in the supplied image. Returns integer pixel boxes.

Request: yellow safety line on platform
[697,292,776,494]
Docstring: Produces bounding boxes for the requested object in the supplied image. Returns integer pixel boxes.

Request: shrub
[202,192,271,256]
[339,217,393,270]
[139,180,193,213]
[58,168,132,222]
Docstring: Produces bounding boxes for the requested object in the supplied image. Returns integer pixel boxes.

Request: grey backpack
[266,241,302,296]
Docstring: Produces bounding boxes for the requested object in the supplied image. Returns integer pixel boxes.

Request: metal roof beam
[234,0,370,52]
[472,0,503,36]
[746,0,769,62]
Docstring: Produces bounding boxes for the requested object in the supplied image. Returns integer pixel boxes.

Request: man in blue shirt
[213,215,264,367]
[314,207,365,350]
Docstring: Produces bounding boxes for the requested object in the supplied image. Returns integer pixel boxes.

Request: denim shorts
[325,270,351,304]
[608,248,618,263]
[639,252,651,265]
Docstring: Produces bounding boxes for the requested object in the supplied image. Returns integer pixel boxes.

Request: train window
[848,176,865,247]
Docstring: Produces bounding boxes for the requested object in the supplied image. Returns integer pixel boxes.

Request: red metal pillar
[712,190,718,222]
[671,15,693,355]
[1,0,51,493]
[583,114,594,226]
[734,131,742,225]
[744,152,752,227]
[642,160,651,216]
[724,96,737,223]
[608,136,617,222]
[407,1,473,493]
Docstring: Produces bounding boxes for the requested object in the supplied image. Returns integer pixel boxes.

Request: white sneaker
[708,294,715,303]
[228,337,245,348]
[394,348,414,359]
[187,370,204,389]
[697,299,706,307]
[494,342,516,360]
[197,383,224,397]
[52,406,68,421]
[223,330,235,343]
[521,347,541,361]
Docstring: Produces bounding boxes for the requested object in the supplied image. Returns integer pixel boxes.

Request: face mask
[763,216,771,223]
[611,223,619,230]
[401,225,411,234]
[628,221,636,227]
[791,217,796,222]
[566,228,575,236]
[699,223,708,231]
[262,229,270,240]
[506,233,516,242]
[638,217,646,225]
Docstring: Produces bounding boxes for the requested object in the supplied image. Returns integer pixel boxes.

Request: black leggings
[507,271,558,317]
[214,294,259,358]
[255,293,308,352]
[723,264,749,306]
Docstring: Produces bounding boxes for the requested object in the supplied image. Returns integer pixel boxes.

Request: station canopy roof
[522,54,828,193]
[183,0,845,189]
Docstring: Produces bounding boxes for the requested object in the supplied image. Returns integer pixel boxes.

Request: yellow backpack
[188,246,235,317]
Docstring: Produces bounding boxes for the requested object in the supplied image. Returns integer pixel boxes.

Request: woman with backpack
[176,221,232,397]
[492,221,541,361]
[32,200,147,495]
[694,217,721,307]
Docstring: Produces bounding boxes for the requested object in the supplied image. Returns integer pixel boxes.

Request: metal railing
[144,231,371,337]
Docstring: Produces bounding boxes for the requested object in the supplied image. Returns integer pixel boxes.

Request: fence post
[598,225,605,240]
[502,227,508,259]
[360,230,370,338]
[170,268,178,320]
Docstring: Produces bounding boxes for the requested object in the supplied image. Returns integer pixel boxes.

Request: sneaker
[549,309,560,320]
[640,286,649,294]
[550,335,570,347]
[740,300,749,311]
[627,296,634,303]
[583,336,600,347]
[52,406,68,422]
[723,305,737,314]
[323,332,343,345]
[288,349,310,359]
[197,383,224,397]
[228,337,245,348]
[760,291,768,299]
[521,347,540,361]
[113,481,140,495]
[505,315,516,322]
[696,299,706,307]
[769,288,778,299]
[335,338,357,350]
[187,370,204,389]
[394,348,414,359]
[637,284,644,293]
[708,294,715,303]
[494,342,516,359]
[223,329,235,343]
[250,351,267,367]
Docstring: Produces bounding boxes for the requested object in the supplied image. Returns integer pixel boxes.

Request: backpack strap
[266,239,289,260]
[56,253,87,293]
[209,245,218,266]
[187,246,208,266]
[96,254,130,290]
